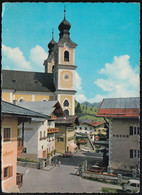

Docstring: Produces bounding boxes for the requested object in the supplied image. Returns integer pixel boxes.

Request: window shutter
[10,166,13,177]
[129,126,133,135]
[130,149,133,158]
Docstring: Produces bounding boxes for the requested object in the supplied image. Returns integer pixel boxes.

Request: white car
[122,179,140,193]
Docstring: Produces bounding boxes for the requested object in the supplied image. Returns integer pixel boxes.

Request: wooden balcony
[17,138,24,157]
[16,173,23,188]
[47,128,59,134]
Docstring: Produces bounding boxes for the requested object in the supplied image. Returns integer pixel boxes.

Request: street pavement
[17,151,122,193]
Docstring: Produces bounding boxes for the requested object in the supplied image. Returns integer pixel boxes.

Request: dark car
[63,152,73,158]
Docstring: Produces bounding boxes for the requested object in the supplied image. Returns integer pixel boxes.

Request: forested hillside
[75,101,104,121]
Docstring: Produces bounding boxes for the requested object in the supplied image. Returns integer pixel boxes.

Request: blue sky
[2,3,140,103]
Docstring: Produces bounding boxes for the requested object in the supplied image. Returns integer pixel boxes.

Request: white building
[18,101,64,160]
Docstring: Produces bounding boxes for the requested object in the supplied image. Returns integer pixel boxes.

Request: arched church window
[64,51,69,62]
[64,109,69,116]
[63,100,69,107]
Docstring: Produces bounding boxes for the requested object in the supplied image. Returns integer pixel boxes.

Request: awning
[69,142,77,148]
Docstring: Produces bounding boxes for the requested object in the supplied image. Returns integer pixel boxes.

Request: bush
[102,187,122,193]
[17,157,38,163]
[47,153,51,158]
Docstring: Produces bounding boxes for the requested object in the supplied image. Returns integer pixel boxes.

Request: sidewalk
[43,165,56,171]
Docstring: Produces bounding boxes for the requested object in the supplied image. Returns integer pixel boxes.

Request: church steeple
[58,7,71,40]
[48,29,56,55]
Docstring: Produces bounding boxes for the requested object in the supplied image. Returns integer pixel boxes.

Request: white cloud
[29,45,48,70]
[75,93,87,103]
[2,44,48,71]
[2,45,32,70]
[95,55,139,98]
[75,71,82,90]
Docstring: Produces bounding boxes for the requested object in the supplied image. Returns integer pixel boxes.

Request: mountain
[81,101,101,108]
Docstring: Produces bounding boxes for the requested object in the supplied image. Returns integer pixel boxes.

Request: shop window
[64,51,69,62]
[3,128,11,142]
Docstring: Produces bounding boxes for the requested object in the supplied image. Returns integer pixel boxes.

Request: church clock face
[63,73,70,81]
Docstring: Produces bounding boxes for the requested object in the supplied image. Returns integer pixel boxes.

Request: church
[2,9,77,116]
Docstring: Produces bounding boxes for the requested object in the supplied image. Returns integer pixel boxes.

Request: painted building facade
[55,115,79,153]
[97,97,140,172]
[2,10,77,116]
[1,101,47,192]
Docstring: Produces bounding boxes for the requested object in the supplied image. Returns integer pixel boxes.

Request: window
[130,126,140,135]
[85,127,87,130]
[130,149,133,158]
[3,128,11,142]
[134,127,137,134]
[44,131,45,137]
[40,131,42,138]
[64,109,69,116]
[75,127,77,130]
[80,127,82,130]
[90,127,92,130]
[130,149,139,159]
[64,51,69,62]
[52,65,54,72]
[64,100,69,107]
[3,166,13,180]
[57,137,64,142]
[130,183,137,187]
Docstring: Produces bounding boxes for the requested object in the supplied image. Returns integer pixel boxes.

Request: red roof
[97,108,139,118]
[96,98,140,118]
[89,121,106,127]
[78,139,87,144]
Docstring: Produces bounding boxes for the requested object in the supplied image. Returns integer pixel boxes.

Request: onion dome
[48,29,56,50]
[58,8,71,33]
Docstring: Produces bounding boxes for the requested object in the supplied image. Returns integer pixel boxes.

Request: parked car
[63,152,73,158]
[88,165,106,173]
[122,179,140,193]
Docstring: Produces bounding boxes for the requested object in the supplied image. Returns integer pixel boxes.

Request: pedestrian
[58,160,61,167]
[55,158,58,166]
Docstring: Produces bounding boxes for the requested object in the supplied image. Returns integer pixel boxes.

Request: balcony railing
[16,173,23,188]
[47,128,59,134]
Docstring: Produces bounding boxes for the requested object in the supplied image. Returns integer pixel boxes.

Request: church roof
[18,101,64,117]
[2,70,55,92]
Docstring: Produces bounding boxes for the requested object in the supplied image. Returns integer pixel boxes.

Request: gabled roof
[89,121,106,127]
[2,101,49,119]
[2,70,55,92]
[18,101,64,117]
[55,115,79,125]
[96,97,140,118]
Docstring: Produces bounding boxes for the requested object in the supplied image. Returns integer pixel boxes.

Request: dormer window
[64,51,69,62]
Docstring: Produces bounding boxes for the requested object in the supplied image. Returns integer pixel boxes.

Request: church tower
[44,9,77,115]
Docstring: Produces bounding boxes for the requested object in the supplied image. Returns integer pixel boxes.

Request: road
[18,151,121,193]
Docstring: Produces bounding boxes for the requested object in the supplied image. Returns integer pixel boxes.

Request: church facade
[2,10,77,115]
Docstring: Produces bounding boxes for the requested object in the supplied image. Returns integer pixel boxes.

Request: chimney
[13,100,18,105]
